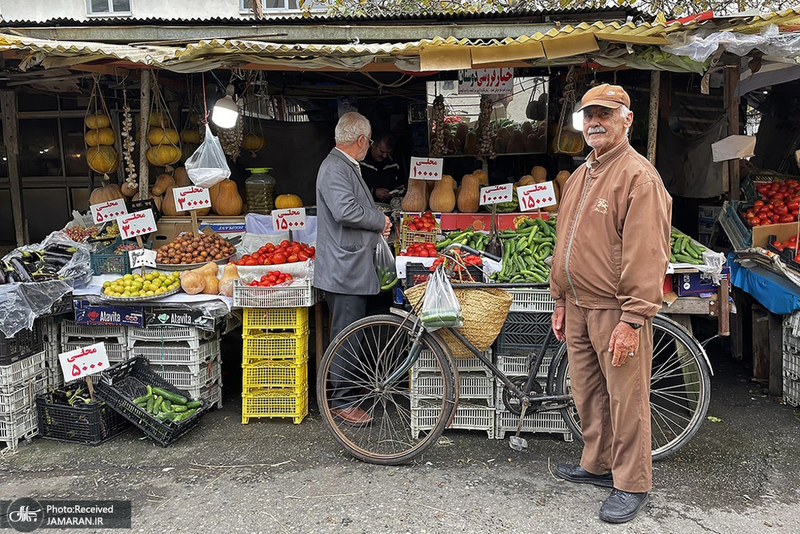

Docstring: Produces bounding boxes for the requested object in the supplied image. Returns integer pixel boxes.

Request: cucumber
[152,396,163,414]
[163,399,172,412]
[152,387,187,405]
[133,394,152,404]
[186,400,202,409]
[146,397,155,414]
[172,404,188,413]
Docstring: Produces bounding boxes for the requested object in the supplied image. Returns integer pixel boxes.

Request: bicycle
[317,245,712,465]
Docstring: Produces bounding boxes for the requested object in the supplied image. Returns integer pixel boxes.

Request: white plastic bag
[374,236,398,291]
[420,267,463,329]
[185,123,231,187]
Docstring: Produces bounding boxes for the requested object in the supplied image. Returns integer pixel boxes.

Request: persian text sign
[173,185,211,213]
[409,157,443,180]
[59,342,109,382]
[272,208,307,231]
[128,248,157,269]
[458,68,514,94]
[90,199,128,225]
[480,184,513,206]
[518,182,557,211]
[117,209,157,240]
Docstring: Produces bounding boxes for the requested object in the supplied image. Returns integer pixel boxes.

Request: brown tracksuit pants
[565,300,653,493]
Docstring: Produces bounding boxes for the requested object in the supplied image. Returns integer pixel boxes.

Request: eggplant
[0,265,6,285]
[9,257,32,282]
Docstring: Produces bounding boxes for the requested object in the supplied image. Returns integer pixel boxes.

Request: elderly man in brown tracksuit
[549,84,672,524]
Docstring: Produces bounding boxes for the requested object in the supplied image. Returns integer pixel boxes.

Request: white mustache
[587,126,606,134]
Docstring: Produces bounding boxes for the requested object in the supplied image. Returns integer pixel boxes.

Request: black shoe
[599,489,649,523]
[554,464,614,488]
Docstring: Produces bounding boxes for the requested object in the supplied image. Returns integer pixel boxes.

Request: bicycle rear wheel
[317,314,456,465]
[552,314,711,461]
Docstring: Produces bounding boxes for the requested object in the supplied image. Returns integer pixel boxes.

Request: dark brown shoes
[330,406,373,426]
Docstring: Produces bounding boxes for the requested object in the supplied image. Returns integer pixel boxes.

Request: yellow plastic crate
[242,388,308,424]
[242,359,308,391]
[242,333,308,363]
[243,307,309,334]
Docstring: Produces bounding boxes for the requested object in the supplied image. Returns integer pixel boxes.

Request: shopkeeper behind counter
[360,132,405,202]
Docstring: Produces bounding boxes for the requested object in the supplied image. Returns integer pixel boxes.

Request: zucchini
[152,386,187,405]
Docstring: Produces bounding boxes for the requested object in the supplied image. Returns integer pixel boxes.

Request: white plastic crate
[784,371,800,407]
[0,408,38,450]
[411,400,494,439]
[783,344,800,379]
[151,357,222,390]
[128,325,217,348]
[411,370,494,403]
[130,340,220,370]
[412,348,492,373]
[61,321,126,344]
[0,378,47,414]
[45,367,64,389]
[233,278,319,308]
[183,380,223,410]
[507,287,556,313]
[494,409,573,441]
[41,316,61,361]
[63,342,128,364]
[495,351,555,378]
[0,351,46,388]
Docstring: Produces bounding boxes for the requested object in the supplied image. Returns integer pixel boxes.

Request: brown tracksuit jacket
[550,140,672,323]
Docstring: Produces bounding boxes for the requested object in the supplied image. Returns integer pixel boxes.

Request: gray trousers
[326,292,369,409]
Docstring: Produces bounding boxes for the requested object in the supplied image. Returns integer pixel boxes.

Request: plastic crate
[401,226,437,250]
[45,294,74,316]
[93,357,209,447]
[718,200,751,250]
[495,350,557,378]
[411,400,495,439]
[0,377,47,414]
[784,344,800,381]
[151,358,222,390]
[242,359,308,391]
[241,387,308,424]
[494,409,573,441]
[0,351,46,388]
[233,278,319,308]
[36,392,131,445]
[411,370,494,402]
[496,311,553,353]
[129,340,220,369]
[45,367,64,389]
[41,316,61,360]
[0,408,38,450]
[242,307,309,334]
[783,316,800,355]
[61,321,127,345]
[784,371,800,407]
[404,262,484,287]
[412,348,492,373]
[63,341,129,365]
[0,322,44,366]
[128,325,217,348]
[242,333,308,363]
[90,238,151,276]
[507,287,556,313]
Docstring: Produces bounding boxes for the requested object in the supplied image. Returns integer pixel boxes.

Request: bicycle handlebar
[441,243,502,263]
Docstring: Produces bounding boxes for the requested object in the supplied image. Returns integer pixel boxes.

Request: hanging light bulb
[212,84,239,129]
[572,110,583,131]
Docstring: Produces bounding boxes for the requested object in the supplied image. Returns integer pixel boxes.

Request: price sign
[480,184,514,206]
[59,342,109,382]
[117,209,157,240]
[90,199,128,225]
[458,68,514,94]
[409,157,444,180]
[173,185,211,213]
[128,248,157,269]
[518,182,557,212]
[272,208,307,231]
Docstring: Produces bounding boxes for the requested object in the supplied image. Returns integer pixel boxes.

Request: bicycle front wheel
[552,314,711,461]
[317,314,456,465]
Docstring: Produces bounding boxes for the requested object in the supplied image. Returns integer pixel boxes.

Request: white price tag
[272,208,307,231]
[173,185,212,213]
[128,248,157,268]
[458,68,514,94]
[59,342,109,382]
[409,157,444,180]
[90,199,128,225]
[480,184,514,206]
[117,209,157,240]
[518,182,557,212]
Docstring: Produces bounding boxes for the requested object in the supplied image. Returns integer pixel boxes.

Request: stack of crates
[61,320,129,365]
[782,313,800,407]
[40,316,64,389]
[411,348,495,438]
[1,322,46,450]
[493,288,572,442]
[241,307,309,424]
[127,325,222,409]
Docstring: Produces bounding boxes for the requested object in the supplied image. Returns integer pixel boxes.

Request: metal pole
[138,70,151,199]
[647,70,660,165]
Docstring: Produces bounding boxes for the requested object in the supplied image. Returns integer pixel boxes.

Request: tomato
[272,253,286,264]
[307,246,315,257]
[754,200,765,209]
[287,254,299,263]
[298,251,309,261]
[776,205,789,215]
[750,218,761,226]
[780,214,795,223]
[245,259,258,266]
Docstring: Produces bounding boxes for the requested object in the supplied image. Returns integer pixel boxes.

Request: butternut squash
[531,166,547,184]
[218,263,239,297]
[209,182,222,206]
[151,173,175,196]
[179,270,205,295]
[173,167,191,187]
[212,179,243,216]
[428,175,456,213]
[555,170,571,195]
[401,178,427,213]
[516,175,535,188]
[161,185,182,217]
[201,271,219,295]
[472,169,489,186]
[457,174,480,213]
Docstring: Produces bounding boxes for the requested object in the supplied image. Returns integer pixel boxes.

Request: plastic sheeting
[663,24,800,63]
[729,252,800,314]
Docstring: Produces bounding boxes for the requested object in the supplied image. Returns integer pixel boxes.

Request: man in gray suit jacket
[315,112,392,426]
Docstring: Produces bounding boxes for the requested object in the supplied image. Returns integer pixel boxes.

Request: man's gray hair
[618,105,631,119]
[335,112,371,145]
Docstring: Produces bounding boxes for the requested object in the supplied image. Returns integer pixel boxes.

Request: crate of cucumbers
[94,357,209,447]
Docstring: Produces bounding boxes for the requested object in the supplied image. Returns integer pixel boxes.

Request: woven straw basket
[405,283,512,358]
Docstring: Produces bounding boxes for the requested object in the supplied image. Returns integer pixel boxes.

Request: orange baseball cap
[577,83,631,111]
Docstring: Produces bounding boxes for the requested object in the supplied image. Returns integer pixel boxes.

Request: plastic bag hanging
[185,123,231,188]
[420,266,464,329]
[374,236,398,292]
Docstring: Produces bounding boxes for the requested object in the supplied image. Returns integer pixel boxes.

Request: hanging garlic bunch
[120,87,138,197]
[430,95,446,157]
[477,95,495,158]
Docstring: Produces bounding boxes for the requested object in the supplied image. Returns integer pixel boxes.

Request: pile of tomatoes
[430,252,482,271]
[744,180,800,227]
[404,211,437,233]
[233,241,315,266]
[397,242,438,258]
[246,271,294,287]
[770,235,800,261]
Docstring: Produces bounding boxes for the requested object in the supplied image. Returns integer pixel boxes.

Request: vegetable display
[404,211,437,232]
[376,266,399,291]
[397,242,438,258]
[0,243,78,284]
[670,229,706,265]
[156,232,235,265]
[743,180,800,226]
[490,217,556,283]
[102,271,180,298]
[246,271,295,287]
[133,385,201,424]
[435,229,489,252]
[233,240,315,266]
[44,384,97,407]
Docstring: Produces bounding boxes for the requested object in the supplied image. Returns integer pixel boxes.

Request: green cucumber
[186,400,202,409]
[146,397,155,414]
[133,394,152,404]
[152,387,187,405]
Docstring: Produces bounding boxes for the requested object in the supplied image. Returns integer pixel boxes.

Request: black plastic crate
[36,392,131,446]
[404,262,484,288]
[90,237,152,276]
[0,321,44,366]
[44,294,74,317]
[496,311,552,353]
[93,357,209,447]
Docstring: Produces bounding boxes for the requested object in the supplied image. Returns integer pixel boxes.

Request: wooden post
[717,277,730,336]
[647,70,660,165]
[1,90,26,246]
[138,70,151,199]
[724,65,741,200]
[769,311,783,397]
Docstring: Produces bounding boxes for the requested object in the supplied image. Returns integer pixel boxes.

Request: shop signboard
[145,308,216,331]
[172,185,212,213]
[90,199,128,225]
[409,157,443,180]
[117,209,157,240]
[458,68,514,94]
[271,208,307,232]
[59,341,109,382]
[480,184,513,206]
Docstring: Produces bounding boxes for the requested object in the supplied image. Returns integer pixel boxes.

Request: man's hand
[608,321,641,367]
[382,215,392,238]
[552,306,566,342]
[376,188,391,201]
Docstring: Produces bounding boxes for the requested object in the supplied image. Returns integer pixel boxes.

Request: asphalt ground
[1,334,799,533]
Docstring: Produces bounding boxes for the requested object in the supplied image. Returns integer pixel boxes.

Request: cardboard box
[73,299,145,327]
[698,205,723,221]
[752,221,800,249]
[673,266,730,297]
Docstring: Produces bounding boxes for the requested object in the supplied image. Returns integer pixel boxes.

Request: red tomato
[776,205,789,215]
[272,253,286,264]
[780,214,795,223]
[754,200,765,209]
[287,254,299,263]
[245,259,258,266]
[298,251,309,261]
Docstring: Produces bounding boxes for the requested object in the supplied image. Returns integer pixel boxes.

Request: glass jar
[245,167,276,214]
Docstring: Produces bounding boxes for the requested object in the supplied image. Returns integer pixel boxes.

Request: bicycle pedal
[509,435,528,452]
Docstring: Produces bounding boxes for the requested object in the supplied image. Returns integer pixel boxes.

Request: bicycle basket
[405,282,512,358]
